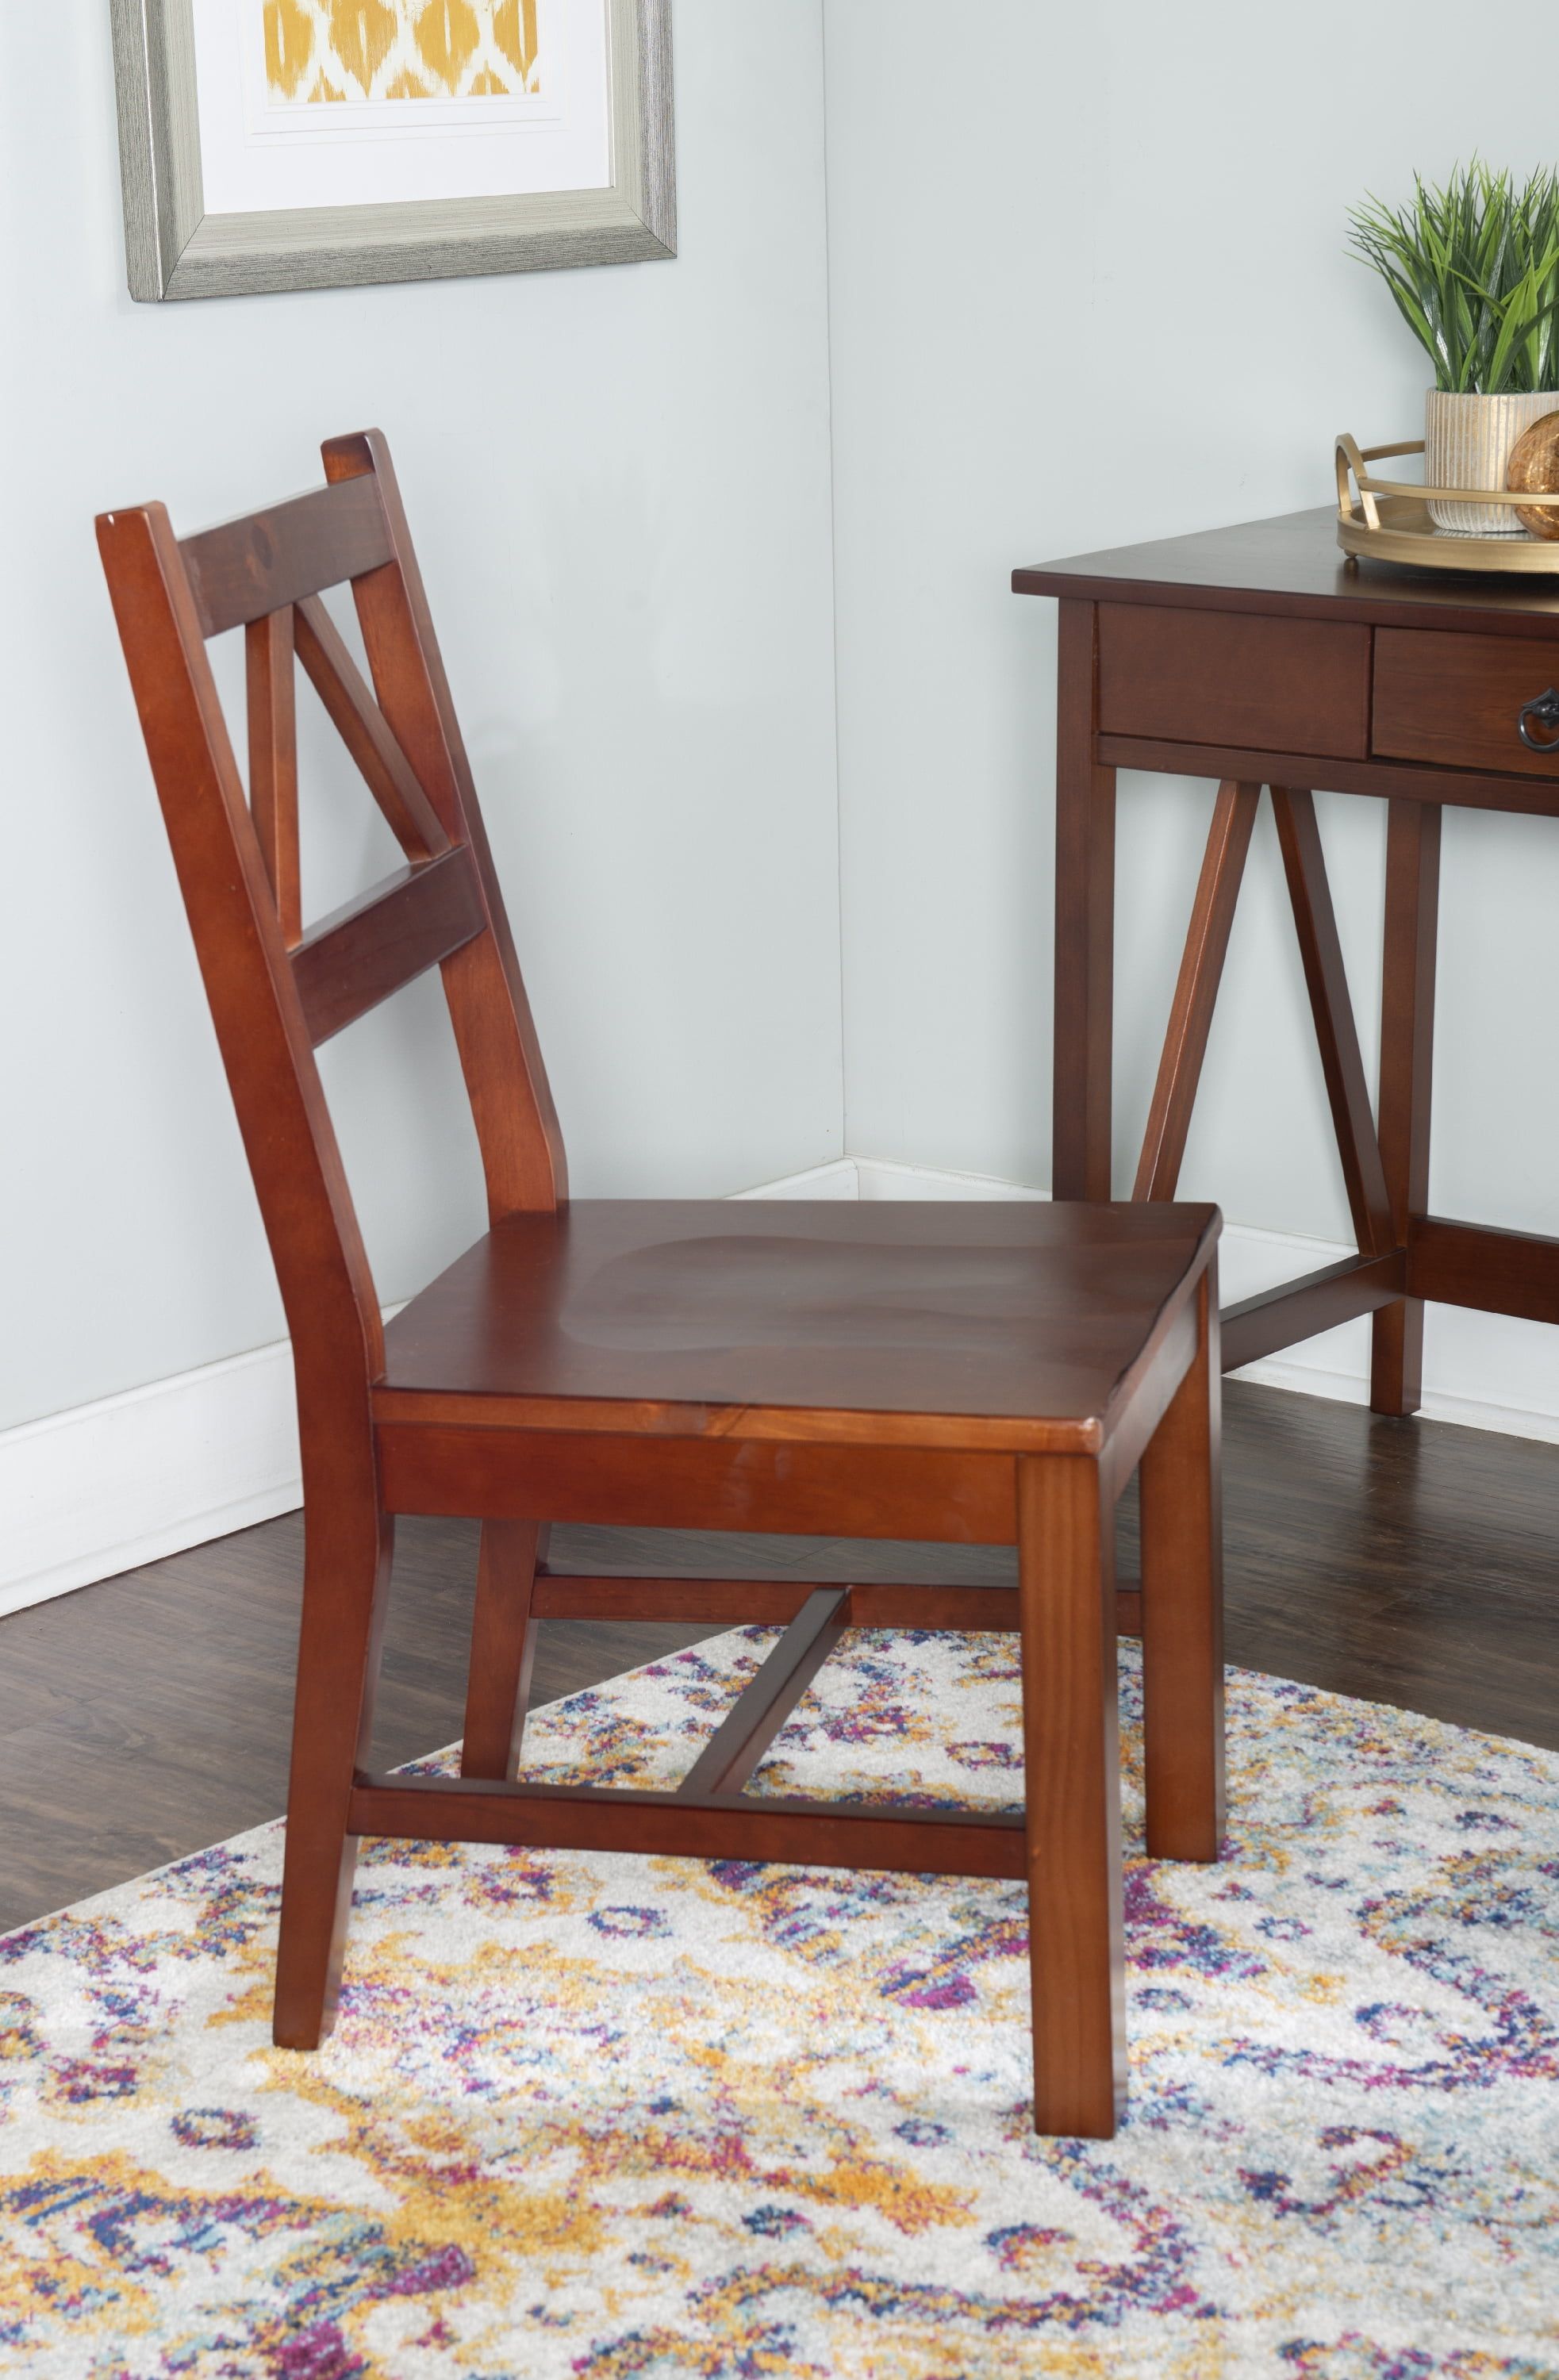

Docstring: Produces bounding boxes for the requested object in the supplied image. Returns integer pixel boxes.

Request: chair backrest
[97,431,566,1464]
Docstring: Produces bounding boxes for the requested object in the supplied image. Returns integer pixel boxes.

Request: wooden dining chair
[97,431,1224,2139]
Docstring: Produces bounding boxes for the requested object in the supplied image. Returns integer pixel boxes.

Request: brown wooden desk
[1015,505,1559,1415]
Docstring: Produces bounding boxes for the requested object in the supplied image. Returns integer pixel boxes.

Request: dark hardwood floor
[2,1378,1554,1933]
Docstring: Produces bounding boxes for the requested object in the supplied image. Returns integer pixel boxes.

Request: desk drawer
[1097,604,1371,758]
[1373,628,1559,778]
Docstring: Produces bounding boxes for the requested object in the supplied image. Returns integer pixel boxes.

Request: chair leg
[273,1499,394,2050]
[461,1520,544,1781]
[1139,1266,1225,1864]
[1017,1451,1125,2139]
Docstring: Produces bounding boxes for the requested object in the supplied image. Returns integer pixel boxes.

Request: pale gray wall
[10,1,1559,1446]
[823,0,1559,1265]
[0,0,843,1432]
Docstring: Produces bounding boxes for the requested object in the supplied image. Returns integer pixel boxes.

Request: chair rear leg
[461,1520,544,1781]
[1017,1452,1126,2138]
[273,1501,394,2050]
[1139,1266,1225,1863]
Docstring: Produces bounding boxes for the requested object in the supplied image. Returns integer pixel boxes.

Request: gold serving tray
[1335,432,1559,573]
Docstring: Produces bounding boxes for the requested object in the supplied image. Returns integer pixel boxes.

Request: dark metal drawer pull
[1517,687,1559,752]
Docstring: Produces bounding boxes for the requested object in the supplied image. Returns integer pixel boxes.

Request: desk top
[1014,506,1559,635]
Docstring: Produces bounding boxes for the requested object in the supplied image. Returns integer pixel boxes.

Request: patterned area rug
[2,1626,1556,2377]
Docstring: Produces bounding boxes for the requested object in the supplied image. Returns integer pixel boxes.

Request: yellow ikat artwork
[263,0,541,104]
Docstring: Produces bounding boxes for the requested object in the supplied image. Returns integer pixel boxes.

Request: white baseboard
[3,1156,1553,1622]
[0,1342,304,1623]
[854,1156,1045,1201]
[730,1157,858,1200]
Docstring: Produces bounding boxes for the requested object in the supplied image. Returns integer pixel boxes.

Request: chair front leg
[274,1495,394,2049]
[1017,1451,1125,2138]
[461,1519,545,1780]
[1139,1265,1225,1864]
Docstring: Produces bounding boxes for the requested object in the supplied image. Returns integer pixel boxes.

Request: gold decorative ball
[1506,410,1559,539]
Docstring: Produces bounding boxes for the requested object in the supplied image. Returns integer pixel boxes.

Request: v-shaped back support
[98,430,566,1417]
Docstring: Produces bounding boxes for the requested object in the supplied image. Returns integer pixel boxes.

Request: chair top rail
[180,476,394,638]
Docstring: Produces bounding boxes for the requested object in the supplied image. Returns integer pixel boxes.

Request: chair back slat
[324,430,568,1216]
[246,607,302,946]
[294,595,450,864]
[181,477,394,637]
[97,430,567,1421]
[291,848,486,1047]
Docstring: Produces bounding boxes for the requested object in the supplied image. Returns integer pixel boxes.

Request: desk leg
[1372,800,1441,1417]
[1133,781,1261,1201]
[1054,599,1116,1200]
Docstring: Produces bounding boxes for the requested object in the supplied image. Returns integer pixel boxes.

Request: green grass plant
[1348,162,1559,393]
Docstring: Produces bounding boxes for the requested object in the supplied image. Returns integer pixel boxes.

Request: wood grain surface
[1373,627,1559,779]
[1098,605,1370,759]
[1015,505,1559,631]
[375,1199,1219,1444]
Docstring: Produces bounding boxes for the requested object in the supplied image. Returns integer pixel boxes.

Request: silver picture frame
[109,0,675,301]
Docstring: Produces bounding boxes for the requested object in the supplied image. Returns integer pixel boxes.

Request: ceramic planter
[1425,389,1559,533]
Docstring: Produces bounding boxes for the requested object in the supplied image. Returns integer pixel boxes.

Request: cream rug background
[2,1624,1556,2375]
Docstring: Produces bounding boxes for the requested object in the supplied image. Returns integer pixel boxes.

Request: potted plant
[1348,163,1559,532]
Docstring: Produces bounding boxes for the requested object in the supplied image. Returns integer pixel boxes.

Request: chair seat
[375,1198,1218,1450]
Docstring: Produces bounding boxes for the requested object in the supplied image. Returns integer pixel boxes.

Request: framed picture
[109,0,674,301]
